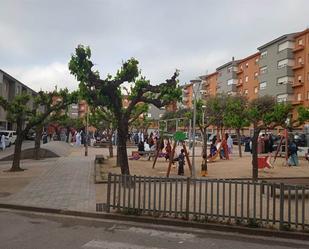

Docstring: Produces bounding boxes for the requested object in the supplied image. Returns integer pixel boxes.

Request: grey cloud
[1,0,309,91]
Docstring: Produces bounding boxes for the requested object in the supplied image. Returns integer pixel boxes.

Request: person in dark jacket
[175,149,185,176]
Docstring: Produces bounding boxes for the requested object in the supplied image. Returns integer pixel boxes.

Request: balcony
[292,81,304,88]
[236,82,243,87]
[292,100,304,105]
[236,68,243,74]
[292,63,304,70]
[293,45,305,52]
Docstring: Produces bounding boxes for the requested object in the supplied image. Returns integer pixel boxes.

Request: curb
[1,202,309,241]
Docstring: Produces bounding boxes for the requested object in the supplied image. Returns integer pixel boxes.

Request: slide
[207,142,222,162]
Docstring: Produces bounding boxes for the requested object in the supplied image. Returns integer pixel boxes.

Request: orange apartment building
[201,72,218,98]
[199,28,309,123]
[236,52,260,99]
[182,83,194,109]
[291,29,309,116]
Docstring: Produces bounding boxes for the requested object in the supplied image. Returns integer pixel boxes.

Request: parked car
[0,130,17,146]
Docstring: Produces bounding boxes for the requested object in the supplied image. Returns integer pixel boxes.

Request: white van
[0,130,17,146]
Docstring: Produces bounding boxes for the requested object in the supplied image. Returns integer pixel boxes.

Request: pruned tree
[69,45,182,175]
[89,107,116,158]
[0,89,77,171]
[247,96,291,180]
[223,95,249,157]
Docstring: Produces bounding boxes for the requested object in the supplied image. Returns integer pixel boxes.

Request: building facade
[199,28,309,120]
[0,69,37,130]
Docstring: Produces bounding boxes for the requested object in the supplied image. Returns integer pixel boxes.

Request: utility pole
[85,104,89,157]
[190,79,202,178]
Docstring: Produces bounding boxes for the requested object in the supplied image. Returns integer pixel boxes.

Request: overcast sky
[1,0,309,92]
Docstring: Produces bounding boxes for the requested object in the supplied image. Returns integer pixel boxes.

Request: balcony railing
[292,81,304,88]
[292,63,304,70]
[236,68,243,74]
[293,45,305,52]
[292,100,304,105]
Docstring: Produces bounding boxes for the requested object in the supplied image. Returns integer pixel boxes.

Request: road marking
[82,240,165,249]
[127,227,195,240]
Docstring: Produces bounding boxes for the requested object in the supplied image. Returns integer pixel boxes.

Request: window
[298,39,303,45]
[227,79,235,85]
[147,113,152,118]
[307,92,309,100]
[260,81,267,90]
[254,87,258,93]
[277,76,293,85]
[261,51,267,58]
[159,114,163,118]
[240,65,243,70]
[278,59,288,68]
[298,57,303,64]
[239,78,243,84]
[277,94,288,103]
[297,93,302,101]
[245,63,249,68]
[227,66,232,73]
[255,58,259,64]
[254,72,258,79]
[298,75,302,83]
[245,76,249,82]
[244,89,248,95]
[260,66,267,74]
[278,41,294,52]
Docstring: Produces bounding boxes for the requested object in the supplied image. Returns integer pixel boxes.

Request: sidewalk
[1,148,96,212]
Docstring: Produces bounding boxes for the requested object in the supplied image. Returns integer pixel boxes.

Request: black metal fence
[99,173,309,230]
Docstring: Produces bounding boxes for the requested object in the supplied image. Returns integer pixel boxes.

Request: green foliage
[223,95,250,129]
[297,106,309,125]
[247,95,291,129]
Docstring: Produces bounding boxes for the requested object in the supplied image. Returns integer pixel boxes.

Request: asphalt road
[1,209,309,249]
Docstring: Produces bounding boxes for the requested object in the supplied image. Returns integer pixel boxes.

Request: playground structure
[152,131,192,177]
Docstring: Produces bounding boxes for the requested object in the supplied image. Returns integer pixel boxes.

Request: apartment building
[236,52,260,99]
[216,58,240,95]
[257,33,296,102]
[181,83,194,109]
[200,71,218,99]
[0,69,37,130]
[291,29,309,109]
[199,28,309,121]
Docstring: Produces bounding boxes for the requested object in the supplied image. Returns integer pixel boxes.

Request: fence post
[186,177,191,220]
[106,173,112,213]
[279,183,284,229]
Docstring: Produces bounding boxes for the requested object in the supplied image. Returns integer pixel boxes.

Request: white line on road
[82,240,165,249]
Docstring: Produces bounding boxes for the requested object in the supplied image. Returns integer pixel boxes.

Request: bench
[93,141,110,148]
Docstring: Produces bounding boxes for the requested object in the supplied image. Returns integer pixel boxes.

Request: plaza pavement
[1,144,96,212]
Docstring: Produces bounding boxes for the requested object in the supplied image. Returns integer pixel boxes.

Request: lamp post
[85,105,89,157]
[190,78,202,178]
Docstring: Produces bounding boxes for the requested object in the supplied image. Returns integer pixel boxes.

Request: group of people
[209,133,234,160]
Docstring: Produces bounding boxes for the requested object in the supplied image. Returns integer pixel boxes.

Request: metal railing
[99,173,309,230]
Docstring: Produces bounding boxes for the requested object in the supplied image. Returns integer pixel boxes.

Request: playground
[100,145,309,179]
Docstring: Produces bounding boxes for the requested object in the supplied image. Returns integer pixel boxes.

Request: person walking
[288,139,299,166]
[227,134,233,155]
[1,134,5,151]
[175,149,185,176]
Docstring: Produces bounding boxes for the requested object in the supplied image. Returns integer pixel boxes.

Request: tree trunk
[236,128,242,158]
[251,127,260,181]
[108,129,114,158]
[201,127,208,174]
[10,120,24,172]
[34,125,43,160]
[117,119,130,175]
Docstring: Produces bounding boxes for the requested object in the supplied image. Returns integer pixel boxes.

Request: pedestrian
[75,131,81,146]
[165,140,171,161]
[175,149,185,176]
[1,134,5,151]
[288,139,299,166]
[227,134,233,154]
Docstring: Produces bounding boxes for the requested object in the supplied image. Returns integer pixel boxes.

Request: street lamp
[190,78,202,178]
